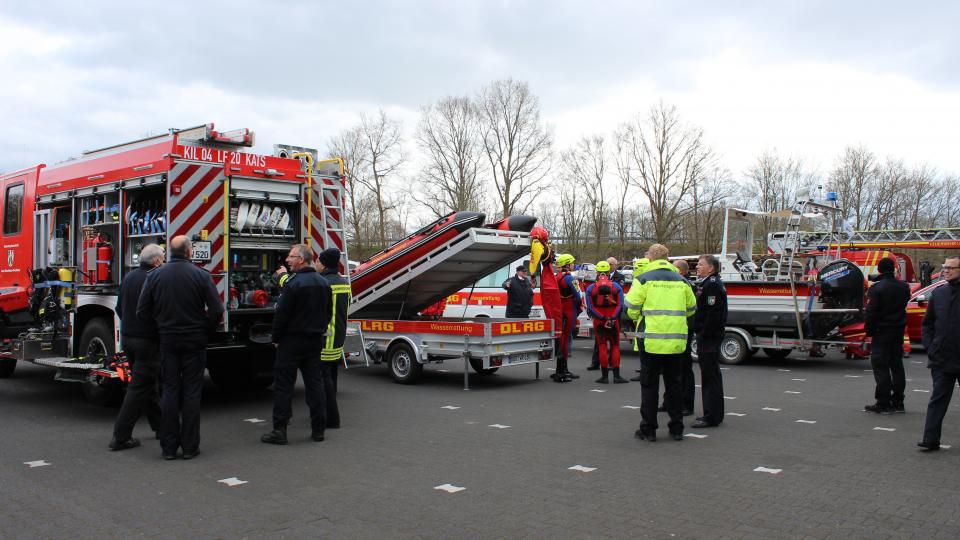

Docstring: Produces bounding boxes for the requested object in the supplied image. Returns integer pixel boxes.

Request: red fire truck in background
[0,124,347,403]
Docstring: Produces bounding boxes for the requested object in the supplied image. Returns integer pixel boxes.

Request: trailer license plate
[508,353,530,364]
[192,241,212,262]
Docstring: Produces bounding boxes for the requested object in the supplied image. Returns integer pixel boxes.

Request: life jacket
[557,270,576,299]
[591,273,619,308]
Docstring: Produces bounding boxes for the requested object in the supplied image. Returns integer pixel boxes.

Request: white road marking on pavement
[590,389,607,393]
[685,433,708,439]
[726,412,747,417]
[547,368,556,371]
[464,421,479,424]
[434,483,466,493]
[436,369,449,373]
[913,389,930,393]
[905,378,913,382]
[762,407,781,412]
[777,369,791,372]
[24,460,50,468]
[441,405,461,410]
[785,391,802,394]
[723,396,737,400]
[754,466,782,475]
[488,424,510,429]
[844,375,861,378]
[873,427,896,432]
[791,378,807,382]
[912,361,923,364]
[942,445,952,449]
[720,367,730,370]
[864,369,873,372]
[243,418,266,423]
[695,384,702,388]
[622,405,640,409]
[218,477,248,487]
[796,420,817,424]
[568,465,597,472]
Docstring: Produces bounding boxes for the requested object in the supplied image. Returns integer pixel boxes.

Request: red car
[906,279,946,344]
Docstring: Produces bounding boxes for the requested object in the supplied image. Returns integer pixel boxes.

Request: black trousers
[639,352,684,436]
[662,338,695,412]
[112,335,162,442]
[922,368,960,444]
[870,333,906,407]
[698,349,725,424]
[319,361,340,428]
[159,334,207,455]
[272,339,326,434]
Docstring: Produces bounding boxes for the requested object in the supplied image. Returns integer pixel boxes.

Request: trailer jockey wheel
[79,318,123,406]
[388,342,422,384]
[469,358,499,375]
[0,357,16,378]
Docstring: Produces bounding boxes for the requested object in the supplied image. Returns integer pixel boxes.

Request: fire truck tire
[719,332,750,365]
[79,318,124,406]
[388,343,422,384]
[469,358,500,375]
[0,357,16,378]
[763,348,792,360]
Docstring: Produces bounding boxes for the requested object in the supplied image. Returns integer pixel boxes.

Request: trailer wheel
[719,332,750,365]
[469,358,499,375]
[388,343,422,384]
[79,318,123,406]
[763,348,792,360]
[0,357,16,378]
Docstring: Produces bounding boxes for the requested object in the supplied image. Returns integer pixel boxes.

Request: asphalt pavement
[2,341,959,539]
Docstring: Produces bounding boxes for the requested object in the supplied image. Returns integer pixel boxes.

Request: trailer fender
[724,327,754,349]
[386,336,421,364]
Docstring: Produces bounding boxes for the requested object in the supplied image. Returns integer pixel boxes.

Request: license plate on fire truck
[192,241,212,262]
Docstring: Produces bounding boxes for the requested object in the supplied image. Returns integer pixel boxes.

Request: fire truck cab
[0,124,347,403]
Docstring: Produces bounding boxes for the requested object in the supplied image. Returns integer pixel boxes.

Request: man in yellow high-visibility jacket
[624,244,696,442]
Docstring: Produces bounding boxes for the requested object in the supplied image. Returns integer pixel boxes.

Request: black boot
[595,367,609,384]
[612,368,628,383]
[586,363,600,371]
[261,426,288,445]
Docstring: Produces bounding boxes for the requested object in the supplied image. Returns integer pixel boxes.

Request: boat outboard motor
[810,259,865,338]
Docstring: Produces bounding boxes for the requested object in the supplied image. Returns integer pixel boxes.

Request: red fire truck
[0,124,347,403]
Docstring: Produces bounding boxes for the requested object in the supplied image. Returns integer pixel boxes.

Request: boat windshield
[725,218,752,261]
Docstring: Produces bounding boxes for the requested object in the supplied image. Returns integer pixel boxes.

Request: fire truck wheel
[388,343,422,384]
[79,318,124,406]
[719,333,749,365]
[763,348,792,360]
[469,358,500,375]
[0,357,16,378]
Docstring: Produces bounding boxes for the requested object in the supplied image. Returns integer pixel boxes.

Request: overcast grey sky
[2,1,958,181]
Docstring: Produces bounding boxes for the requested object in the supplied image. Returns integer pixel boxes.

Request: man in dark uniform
[918,256,960,451]
[863,257,911,414]
[109,243,165,451]
[261,244,332,445]
[589,257,626,370]
[503,265,534,318]
[318,247,350,430]
[691,254,727,429]
[138,236,223,460]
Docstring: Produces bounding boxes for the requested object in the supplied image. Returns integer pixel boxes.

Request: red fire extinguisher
[96,235,113,283]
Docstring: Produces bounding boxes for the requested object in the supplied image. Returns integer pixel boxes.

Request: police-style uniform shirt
[693,273,728,350]
[272,267,331,344]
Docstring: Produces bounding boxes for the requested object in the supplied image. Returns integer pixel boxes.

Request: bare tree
[415,96,487,217]
[830,145,878,229]
[742,149,813,241]
[619,102,712,242]
[328,126,374,256]
[559,135,608,248]
[685,164,732,254]
[355,110,405,249]
[478,78,553,218]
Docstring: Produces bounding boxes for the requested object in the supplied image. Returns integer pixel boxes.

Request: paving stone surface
[2,342,958,539]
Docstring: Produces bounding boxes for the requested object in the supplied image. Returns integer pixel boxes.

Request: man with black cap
[261,244,332,445]
[503,264,534,318]
[318,247,350,430]
[863,256,910,414]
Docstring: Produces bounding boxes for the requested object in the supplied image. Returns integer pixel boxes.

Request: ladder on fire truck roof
[792,227,960,251]
[349,228,532,320]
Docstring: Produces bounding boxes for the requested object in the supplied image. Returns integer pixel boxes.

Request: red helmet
[530,226,549,242]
